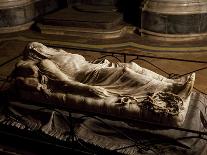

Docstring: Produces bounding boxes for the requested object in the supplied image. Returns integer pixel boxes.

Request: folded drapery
[0,92,206,155]
[13,42,195,126]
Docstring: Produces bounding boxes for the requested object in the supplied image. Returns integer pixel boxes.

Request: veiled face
[24,42,63,61]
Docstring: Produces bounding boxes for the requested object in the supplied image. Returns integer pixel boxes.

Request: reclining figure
[13,42,195,126]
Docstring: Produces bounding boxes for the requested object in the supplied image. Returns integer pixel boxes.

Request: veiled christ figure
[14,42,195,126]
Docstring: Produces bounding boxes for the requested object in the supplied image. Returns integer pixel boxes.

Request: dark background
[61,0,144,26]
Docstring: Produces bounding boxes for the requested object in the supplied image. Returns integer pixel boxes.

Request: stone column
[140,0,207,41]
[0,0,32,9]
[0,0,60,33]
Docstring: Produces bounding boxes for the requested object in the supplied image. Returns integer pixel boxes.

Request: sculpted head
[23,42,63,61]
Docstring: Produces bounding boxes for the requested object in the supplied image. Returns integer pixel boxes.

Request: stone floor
[0,30,207,95]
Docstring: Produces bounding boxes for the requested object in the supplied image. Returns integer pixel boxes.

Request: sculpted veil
[13,42,195,126]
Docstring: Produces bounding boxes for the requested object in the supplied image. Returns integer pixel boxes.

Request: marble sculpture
[13,42,195,126]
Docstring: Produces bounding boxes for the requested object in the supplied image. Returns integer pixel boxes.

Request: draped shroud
[13,42,195,127]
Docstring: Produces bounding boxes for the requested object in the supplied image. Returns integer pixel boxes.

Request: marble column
[141,0,207,41]
[0,0,60,33]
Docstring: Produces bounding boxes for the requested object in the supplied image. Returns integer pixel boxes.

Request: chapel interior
[0,0,207,154]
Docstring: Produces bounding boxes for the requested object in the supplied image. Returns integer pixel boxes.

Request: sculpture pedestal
[38,5,127,39]
[0,0,60,33]
[141,0,207,41]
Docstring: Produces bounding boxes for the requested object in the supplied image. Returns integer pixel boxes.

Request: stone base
[38,6,126,38]
[0,21,34,34]
[38,23,129,39]
[41,7,123,29]
[140,29,207,42]
[0,0,60,33]
[141,0,207,41]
